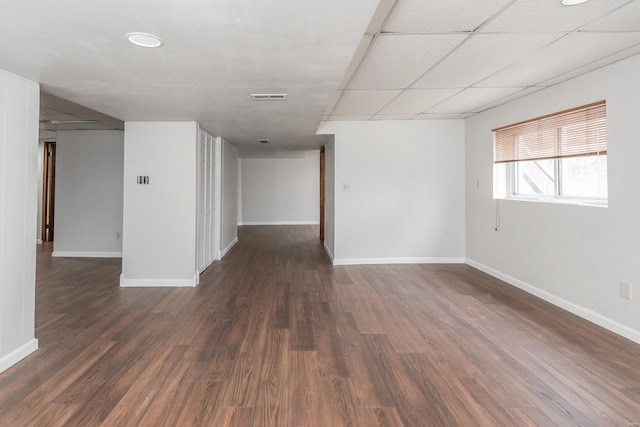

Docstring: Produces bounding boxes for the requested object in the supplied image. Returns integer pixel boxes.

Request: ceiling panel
[370,114,415,120]
[383,0,512,33]
[474,86,545,112]
[332,90,402,115]
[326,115,374,121]
[413,113,466,120]
[412,33,560,89]
[378,88,460,115]
[427,87,523,114]
[337,35,375,90]
[478,32,640,88]
[540,43,640,86]
[582,0,640,32]
[347,34,467,89]
[482,0,632,33]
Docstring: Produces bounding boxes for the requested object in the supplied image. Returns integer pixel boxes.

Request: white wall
[465,53,640,343]
[0,70,39,372]
[221,140,239,256]
[323,137,335,259]
[318,120,466,265]
[240,151,320,225]
[121,122,198,287]
[53,130,124,257]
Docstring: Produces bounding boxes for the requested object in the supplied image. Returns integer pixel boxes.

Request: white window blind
[493,101,607,164]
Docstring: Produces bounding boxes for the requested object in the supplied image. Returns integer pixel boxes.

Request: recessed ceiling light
[126,32,164,48]
[560,0,591,6]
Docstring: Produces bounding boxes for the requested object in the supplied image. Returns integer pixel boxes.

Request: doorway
[42,141,56,242]
[320,146,325,242]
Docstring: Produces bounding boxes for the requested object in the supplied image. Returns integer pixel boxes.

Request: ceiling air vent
[258,139,269,144]
[251,93,287,101]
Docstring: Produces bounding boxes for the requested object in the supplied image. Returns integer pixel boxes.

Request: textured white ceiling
[0,0,379,150]
[1,0,640,150]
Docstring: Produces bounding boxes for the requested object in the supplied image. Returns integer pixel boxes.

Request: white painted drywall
[323,137,336,260]
[318,120,466,264]
[0,70,39,372]
[465,53,640,342]
[53,130,124,257]
[121,122,198,286]
[240,151,320,225]
[221,140,239,256]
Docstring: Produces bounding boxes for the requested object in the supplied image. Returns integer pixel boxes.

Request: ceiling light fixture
[126,32,164,48]
[559,0,591,6]
[251,94,287,101]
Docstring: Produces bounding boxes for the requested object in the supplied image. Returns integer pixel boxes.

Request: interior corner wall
[465,53,640,343]
[221,140,239,257]
[240,151,320,225]
[323,137,336,260]
[0,70,39,372]
[121,122,198,287]
[53,130,124,257]
[317,120,466,265]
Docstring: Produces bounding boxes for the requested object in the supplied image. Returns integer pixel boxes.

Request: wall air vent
[251,93,287,101]
[259,139,269,144]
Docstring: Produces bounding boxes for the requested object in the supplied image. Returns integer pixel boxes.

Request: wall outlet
[620,281,632,300]
[116,232,121,240]
[342,183,351,192]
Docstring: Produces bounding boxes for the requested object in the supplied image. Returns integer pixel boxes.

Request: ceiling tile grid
[411,33,561,89]
[326,0,640,123]
[332,90,402,115]
[481,0,633,33]
[346,34,468,90]
[477,32,640,88]
[383,0,514,34]
[378,88,461,115]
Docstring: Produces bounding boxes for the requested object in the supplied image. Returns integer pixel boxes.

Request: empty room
[1,0,640,425]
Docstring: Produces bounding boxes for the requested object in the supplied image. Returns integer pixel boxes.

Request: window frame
[494,101,608,207]
[506,158,608,206]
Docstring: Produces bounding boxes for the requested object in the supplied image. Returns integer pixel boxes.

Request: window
[493,101,607,205]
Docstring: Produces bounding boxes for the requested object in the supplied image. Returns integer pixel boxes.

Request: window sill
[499,196,608,208]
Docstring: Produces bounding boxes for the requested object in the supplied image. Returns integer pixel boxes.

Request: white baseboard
[221,237,239,258]
[466,258,640,345]
[0,339,38,374]
[332,257,465,266]
[323,242,334,263]
[241,221,320,226]
[52,251,122,258]
[36,239,43,245]
[119,273,198,288]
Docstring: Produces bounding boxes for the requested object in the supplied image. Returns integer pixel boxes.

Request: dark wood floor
[1,226,640,426]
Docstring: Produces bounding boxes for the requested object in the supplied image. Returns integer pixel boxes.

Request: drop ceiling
[1,0,639,151]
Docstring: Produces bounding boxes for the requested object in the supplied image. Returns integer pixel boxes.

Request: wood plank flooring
[1,225,640,425]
